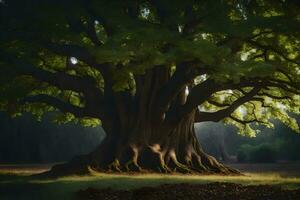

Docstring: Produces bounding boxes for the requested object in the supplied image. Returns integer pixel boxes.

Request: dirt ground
[77,182,300,200]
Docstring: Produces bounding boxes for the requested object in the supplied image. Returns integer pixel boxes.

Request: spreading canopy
[0,0,300,136]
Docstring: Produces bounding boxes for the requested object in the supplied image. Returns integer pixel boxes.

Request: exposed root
[188,155,210,173]
[167,150,192,173]
[108,159,122,172]
[124,160,142,172]
[32,155,91,178]
[35,128,241,177]
[35,144,241,178]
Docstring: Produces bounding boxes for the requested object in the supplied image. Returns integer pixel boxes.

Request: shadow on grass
[1,172,300,200]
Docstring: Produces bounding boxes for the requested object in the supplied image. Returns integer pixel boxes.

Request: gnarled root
[35,141,240,179]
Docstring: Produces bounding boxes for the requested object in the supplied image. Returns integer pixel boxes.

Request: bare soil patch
[76,182,300,200]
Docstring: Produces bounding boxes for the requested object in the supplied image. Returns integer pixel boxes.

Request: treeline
[236,125,300,163]
[0,112,104,163]
[0,112,299,164]
[196,120,300,163]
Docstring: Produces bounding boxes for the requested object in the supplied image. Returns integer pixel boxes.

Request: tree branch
[21,94,89,118]
[153,62,205,119]
[45,43,97,66]
[229,116,257,125]
[195,87,261,122]
[44,42,112,87]
[15,59,98,94]
[247,40,300,65]
[259,91,293,100]
[1,53,111,119]
[208,100,231,107]
[86,18,104,46]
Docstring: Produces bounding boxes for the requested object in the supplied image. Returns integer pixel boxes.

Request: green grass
[1,170,300,200]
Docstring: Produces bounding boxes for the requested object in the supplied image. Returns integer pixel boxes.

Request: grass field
[1,163,300,200]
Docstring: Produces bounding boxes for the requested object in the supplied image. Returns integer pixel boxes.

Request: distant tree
[0,112,104,163]
[0,0,299,175]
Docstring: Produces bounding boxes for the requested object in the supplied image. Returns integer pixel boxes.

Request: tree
[0,0,299,176]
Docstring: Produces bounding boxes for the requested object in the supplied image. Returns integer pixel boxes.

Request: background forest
[1,112,299,164]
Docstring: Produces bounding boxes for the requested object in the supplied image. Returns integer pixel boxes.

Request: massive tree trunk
[43,67,239,177]
[46,114,238,177]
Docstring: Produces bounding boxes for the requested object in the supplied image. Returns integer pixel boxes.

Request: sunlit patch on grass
[30,172,300,190]
[1,168,300,200]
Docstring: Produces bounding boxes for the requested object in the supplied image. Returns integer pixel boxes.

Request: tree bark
[42,110,239,177]
[40,67,240,177]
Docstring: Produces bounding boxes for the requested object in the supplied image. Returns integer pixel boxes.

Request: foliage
[0,0,299,136]
[0,112,104,163]
[237,143,277,163]
[235,119,300,162]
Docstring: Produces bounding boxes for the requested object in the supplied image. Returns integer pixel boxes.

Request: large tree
[0,0,300,175]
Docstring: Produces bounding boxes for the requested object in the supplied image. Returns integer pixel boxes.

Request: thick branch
[45,43,96,66]
[17,59,99,94]
[26,67,110,119]
[195,87,261,122]
[154,62,205,118]
[86,18,104,46]
[44,42,110,78]
[84,2,115,37]
[164,79,218,125]
[165,70,300,126]
[259,91,293,100]
[22,93,111,122]
[1,53,110,119]
[22,94,89,118]
[247,40,300,65]
[171,78,259,121]
[229,116,257,125]
[208,100,231,107]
